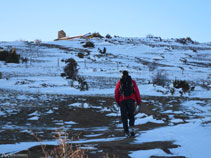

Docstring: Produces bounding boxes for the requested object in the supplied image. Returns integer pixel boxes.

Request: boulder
[58,30,66,39]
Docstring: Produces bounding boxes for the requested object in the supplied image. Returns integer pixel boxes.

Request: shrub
[91,32,104,38]
[61,58,89,91]
[76,76,89,91]
[176,37,194,45]
[0,50,8,61]
[176,38,187,44]
[173,80,190,93]
[0,48,20,63]
[186,37,194,43]
[7,48,20,63]
[0,72,2,79]
[83,41,95,48]
[31,130,87,158]
[78,52,84,58]
[105,34,112,39]
[153,70,168,87]
[63,58,78,79]
[67,76,89,91]
[21,57,28,63]
[60,73,66,77]
[190,48,197,52]
[98,47,106,54]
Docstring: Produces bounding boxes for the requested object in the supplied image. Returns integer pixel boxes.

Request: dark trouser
[119,99,135,132]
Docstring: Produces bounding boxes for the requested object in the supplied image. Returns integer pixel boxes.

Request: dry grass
[31,129,88,158]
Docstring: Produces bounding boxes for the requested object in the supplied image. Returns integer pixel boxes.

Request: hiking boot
[130,126,135,136]
[124,130,130,137]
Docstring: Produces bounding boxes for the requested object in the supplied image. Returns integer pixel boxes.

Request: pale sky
[1,0,211,42]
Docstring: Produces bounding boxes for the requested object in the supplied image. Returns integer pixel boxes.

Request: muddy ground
[1,89,209,158]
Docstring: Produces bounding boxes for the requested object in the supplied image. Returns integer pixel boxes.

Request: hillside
[0,35,211,158]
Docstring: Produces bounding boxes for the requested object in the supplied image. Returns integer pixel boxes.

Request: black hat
[121,70,128,76]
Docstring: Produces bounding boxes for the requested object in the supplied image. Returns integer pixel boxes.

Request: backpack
[119,76,134,96]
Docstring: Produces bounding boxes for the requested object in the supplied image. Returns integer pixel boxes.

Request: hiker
[115,70,141,137]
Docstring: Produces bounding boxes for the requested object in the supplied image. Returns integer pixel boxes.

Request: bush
[31,130,87,158]
[91,32,104,38]
[176,38,186,44]
[61,58,89,91]
[153,70,168,87]
[76,76,89,91]
[186,37,193,43]
[21,57,28,63]
[77,52,84,58]
[67,76,89,91]
[63,58,78,79]
[98,47,106,54]
[146,34,162,41]
[83,41,95,48]
[176,37,194,45]
[173,80,190,93]
[0,50,8,61]
[105,34,112,39]
[0,48,20,63]
[190,48,197,52]
[0,72,2,79]
[7,48,20,63]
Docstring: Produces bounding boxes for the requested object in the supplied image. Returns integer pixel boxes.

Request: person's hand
[113,104,119,112]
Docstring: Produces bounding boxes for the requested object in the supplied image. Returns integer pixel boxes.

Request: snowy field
[0,36,211,157]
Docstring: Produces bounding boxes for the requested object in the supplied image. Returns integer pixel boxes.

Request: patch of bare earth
[1,90,209,157]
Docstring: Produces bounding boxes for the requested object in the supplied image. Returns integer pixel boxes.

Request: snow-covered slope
[0,36,211,158]
[0,36,210,98]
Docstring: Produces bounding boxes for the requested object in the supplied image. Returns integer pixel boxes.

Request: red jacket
[115,79,141,105]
